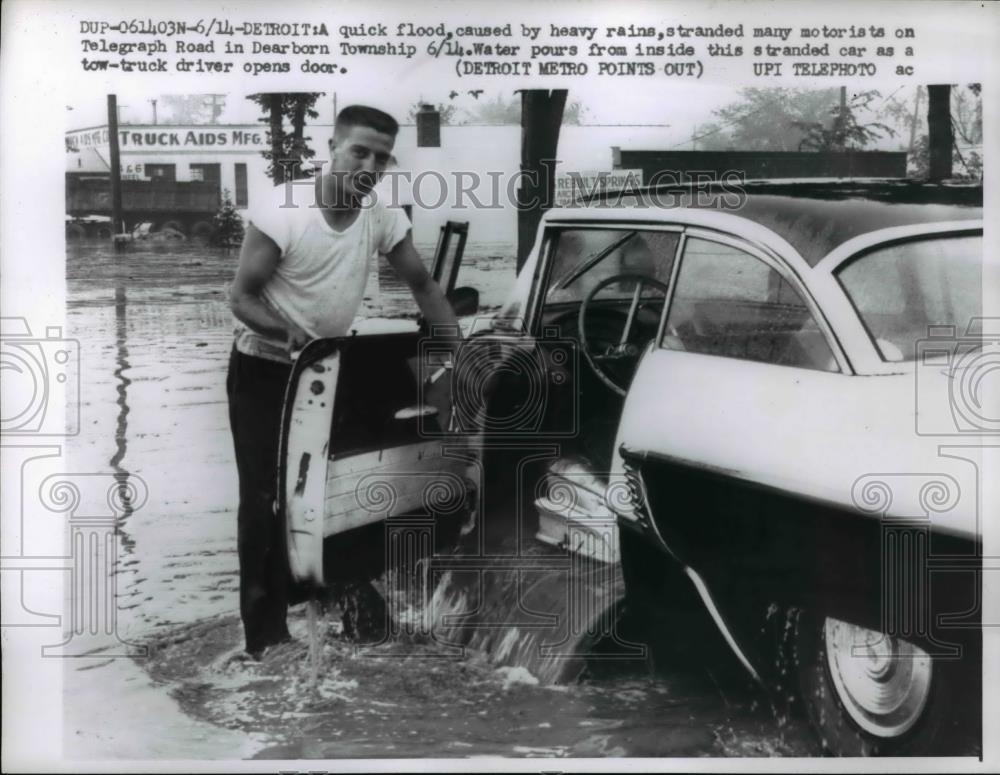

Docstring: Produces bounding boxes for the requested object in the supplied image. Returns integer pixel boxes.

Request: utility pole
[107,94,124,243]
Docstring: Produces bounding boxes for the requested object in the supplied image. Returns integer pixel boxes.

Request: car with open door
[591,181,983,756]
[278,181,984,755]
[459,179,983,754]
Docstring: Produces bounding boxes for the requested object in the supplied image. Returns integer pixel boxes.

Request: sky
[67,81,934,155]
[67,82,741,138]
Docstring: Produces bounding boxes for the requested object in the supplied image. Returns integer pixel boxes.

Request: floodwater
[63,238,819,761]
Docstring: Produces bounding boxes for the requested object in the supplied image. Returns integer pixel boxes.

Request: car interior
[303,223,845,561]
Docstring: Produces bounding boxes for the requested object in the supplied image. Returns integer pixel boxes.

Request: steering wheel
[578,273,670,396]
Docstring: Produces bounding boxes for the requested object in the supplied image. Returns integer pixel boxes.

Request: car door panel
[613,348,980,653]
[279,331,474,588]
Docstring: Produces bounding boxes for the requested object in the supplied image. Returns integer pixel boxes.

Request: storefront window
[234,163,248,208]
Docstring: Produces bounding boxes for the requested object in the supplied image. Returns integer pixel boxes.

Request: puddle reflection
[111,280,136,553]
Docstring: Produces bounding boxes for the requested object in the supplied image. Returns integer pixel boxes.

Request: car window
[837,235,982,362]
[663,237,838,372]
[545,229,679,305]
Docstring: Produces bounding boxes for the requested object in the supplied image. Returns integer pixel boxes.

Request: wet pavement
[63,238,820,760]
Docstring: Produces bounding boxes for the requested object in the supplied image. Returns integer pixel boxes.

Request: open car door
[278,221,476,592]
[278,330,477,590]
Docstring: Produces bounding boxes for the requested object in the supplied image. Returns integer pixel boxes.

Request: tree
[518,90,568,271]
[284,93,323,179]
[926,85,953,180]
[212,189,244,247]
[878,84,981,180]
[948,83,982,180]
[160,94,226,124]
[792,90,895,151]
[461,92,588,125]
[464,92,521,124]
[247,93,325,184]
[561,99,589,125]
[701,87,841,151]
[953,83,982,147]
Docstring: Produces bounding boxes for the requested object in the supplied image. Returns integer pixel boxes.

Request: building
[69,122,905,246]
[66,123,271,213]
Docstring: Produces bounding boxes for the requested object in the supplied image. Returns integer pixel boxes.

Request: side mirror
[447,286,480,317]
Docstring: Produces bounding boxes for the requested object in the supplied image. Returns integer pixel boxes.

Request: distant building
[612,148,908,182]
[65,123,271,210]
[67,120,913,244]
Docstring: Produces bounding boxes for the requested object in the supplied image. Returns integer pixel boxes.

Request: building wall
[390,124,675,247]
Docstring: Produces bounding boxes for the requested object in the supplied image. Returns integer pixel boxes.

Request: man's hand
[286,323,312,354]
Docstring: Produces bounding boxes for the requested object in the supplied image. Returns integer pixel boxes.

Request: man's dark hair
[334,105,399,139]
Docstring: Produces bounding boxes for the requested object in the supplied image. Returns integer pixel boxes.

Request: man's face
[328,124,395,199]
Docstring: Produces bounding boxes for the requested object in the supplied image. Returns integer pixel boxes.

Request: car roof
[578,179,983,267]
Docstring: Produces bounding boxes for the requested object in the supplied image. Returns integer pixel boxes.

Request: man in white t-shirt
[226,105,459,657]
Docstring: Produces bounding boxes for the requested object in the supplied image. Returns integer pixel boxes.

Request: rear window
[836,234,982,361]
[663,237,838,372]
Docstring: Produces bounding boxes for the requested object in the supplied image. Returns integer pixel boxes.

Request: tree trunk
[517,89,568,273]
[927,84,952,181]
[268,93,284,185]
[291,98,308,178]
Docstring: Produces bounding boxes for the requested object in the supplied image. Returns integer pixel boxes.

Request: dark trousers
[226,347,294,653]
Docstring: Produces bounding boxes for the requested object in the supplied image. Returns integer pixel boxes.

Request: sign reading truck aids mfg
[65,125,269,151]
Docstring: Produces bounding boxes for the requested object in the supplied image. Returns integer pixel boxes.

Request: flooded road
[63,238,819,760]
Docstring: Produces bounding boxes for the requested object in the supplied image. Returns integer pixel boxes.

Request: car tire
[793,610,971,756]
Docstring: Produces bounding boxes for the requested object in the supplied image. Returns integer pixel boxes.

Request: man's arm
[229,224,310,352]
[385,232,461,345]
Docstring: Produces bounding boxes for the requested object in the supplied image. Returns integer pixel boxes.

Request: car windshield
[837,234,982,362]
[545,228,679,304]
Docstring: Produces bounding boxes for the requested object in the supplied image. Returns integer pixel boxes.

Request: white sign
[65,125,269,151]
[554,168,644,205]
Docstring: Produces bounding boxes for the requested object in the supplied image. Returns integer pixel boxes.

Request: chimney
[416,104,441,148]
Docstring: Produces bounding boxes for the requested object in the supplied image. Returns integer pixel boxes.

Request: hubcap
[824,616,932,738]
